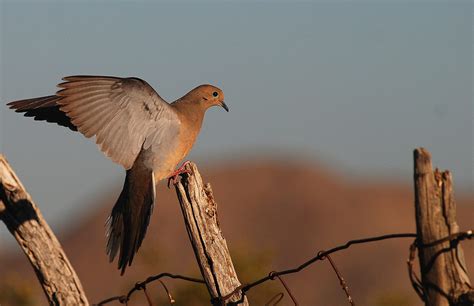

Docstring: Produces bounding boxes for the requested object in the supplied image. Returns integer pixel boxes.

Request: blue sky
[0,1,472,234]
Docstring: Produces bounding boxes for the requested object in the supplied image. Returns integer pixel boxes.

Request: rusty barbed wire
[406,229,473,303]
[407,240,425,301]
[269,271,298,305]
[95,231,473,306]
[226,232,418,305]
[141,285,153,306]
[94,273,204,305]
[158,280,176,304]
[419,230,473,248]
[318,252,354,306]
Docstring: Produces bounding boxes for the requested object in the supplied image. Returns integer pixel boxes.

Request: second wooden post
[174,162,249,305]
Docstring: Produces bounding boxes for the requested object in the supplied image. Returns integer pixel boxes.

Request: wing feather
[58,76,180,169]
[62,75,117,82]
[57,85,111,95]
[7,76,180,169]
[11,95,58,110]
[72,104,117,137]
[61,95,110,112]
[7,95,76,130]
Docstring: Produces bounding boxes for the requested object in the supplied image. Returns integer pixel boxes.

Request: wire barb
[269,271,298,305]
[158,280,175,304]
[141,286,153,306]
[318,252,354,306]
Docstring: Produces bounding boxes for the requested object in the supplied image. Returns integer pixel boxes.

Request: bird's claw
[167,161,192,188]
[167,170,192,188]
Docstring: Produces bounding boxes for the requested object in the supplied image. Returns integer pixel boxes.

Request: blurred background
[0,1,472,305]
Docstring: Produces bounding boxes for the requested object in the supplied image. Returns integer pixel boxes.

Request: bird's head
[189,85,228,112]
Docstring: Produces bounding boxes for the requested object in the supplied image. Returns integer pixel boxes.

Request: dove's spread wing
[57,76,179,169]
[7,95,77,130]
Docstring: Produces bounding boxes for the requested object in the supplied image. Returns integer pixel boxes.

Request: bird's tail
[106,166,155,275]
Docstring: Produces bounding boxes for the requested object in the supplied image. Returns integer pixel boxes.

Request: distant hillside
[1,160,472,305]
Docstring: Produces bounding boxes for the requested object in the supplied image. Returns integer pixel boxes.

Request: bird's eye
[212,91,218,97]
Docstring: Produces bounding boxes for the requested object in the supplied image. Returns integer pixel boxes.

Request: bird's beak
[221,101,229,112]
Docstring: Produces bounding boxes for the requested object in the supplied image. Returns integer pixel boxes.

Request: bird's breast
[141,123,200,181]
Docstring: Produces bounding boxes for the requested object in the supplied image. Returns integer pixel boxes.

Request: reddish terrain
[1,160,472,305]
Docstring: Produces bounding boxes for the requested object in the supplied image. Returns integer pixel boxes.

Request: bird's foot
[167,161,192,188]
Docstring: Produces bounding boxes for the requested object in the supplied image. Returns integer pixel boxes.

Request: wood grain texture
[0,155,89,306]
[413,148,473,306]
[174,162,249,305]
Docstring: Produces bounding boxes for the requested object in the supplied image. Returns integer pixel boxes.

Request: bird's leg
[167,160,192,188]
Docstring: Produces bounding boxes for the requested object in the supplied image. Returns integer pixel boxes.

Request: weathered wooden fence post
[0,155,89,305]
[413,148,473,306]
[174,162,249,305]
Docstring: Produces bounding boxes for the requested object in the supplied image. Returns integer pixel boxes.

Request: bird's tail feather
[106,167,155,275]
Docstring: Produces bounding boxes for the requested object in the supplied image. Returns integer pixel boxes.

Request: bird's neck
[172,98,206,131]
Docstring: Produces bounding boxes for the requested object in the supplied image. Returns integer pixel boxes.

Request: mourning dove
[7,75,228,274]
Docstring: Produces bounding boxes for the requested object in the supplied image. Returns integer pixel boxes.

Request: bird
[7,75,229,274]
